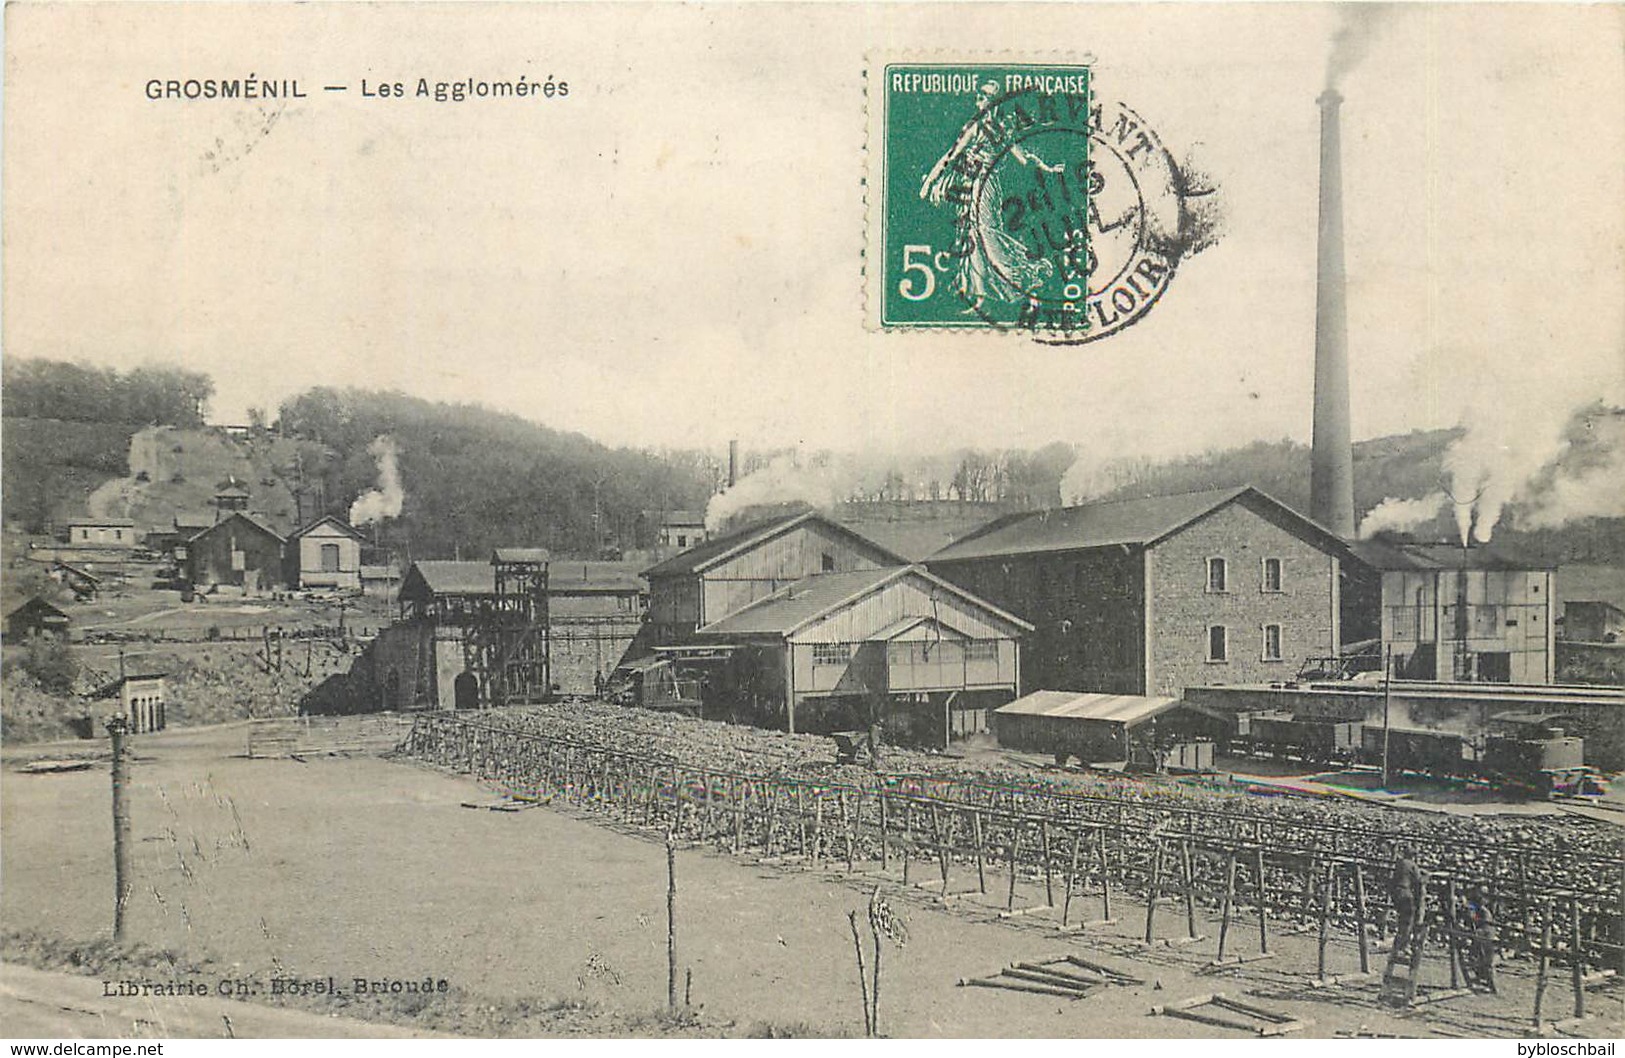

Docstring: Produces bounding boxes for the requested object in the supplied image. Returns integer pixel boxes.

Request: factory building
[1344,536,1556,684]
[688,564,1030,738]
[643,511,908,644]
[927,486,1349,698]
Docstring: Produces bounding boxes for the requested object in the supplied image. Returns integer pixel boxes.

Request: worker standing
[1390,844,1425,956]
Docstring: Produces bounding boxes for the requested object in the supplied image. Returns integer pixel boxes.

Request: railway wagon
[1360,725,1475,778]
[1236,712,1363,763]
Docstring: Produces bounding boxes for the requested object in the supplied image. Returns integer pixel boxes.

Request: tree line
[2,359,213,427]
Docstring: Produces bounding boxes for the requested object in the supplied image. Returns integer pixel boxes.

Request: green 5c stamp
[870,63,1094,335]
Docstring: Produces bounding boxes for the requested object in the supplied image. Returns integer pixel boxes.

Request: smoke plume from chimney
[349,435,404,526]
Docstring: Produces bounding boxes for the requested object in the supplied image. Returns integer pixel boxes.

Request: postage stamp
[866,60,1198,343]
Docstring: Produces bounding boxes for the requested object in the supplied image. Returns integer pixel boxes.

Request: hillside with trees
[276,388,719,559]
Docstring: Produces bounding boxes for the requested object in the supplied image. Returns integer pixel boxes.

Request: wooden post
[1098,827,1113,921]
[1217,849,1238,962]
[1533,900,1553,1025]
[1006,822,1022,912]
[814,792,826,869]
[841,790,855,873]
[879,792,890,874]
[930,804,949,890]
[733,776,744,854]
[1569,895,1586,1019]
[107,716,132,943]
[1353,861,1371,974]
[1251,847,1269,954]
[901,801,912,886]
[849,910,872,1036]
[1317,859,1333,979]
[1144,841,1164,943]
[1042,820,1055,909]
[666,834,678,1010]
[1062,830,1081,927]
[971,811,987,894]
[1446,879,1463,989]
[1180,841,1197,939]
[766,785,779,855]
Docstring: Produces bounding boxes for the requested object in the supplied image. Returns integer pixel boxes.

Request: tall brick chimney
[728,439,739,489]
[1311,89,1356,538]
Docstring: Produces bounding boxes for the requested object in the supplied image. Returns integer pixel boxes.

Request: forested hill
[277,388,718,559]
[1086,429,1462,519]
[1085,420,1624,565]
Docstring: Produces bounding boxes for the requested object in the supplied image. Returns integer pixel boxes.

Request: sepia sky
[4,2,1622,466]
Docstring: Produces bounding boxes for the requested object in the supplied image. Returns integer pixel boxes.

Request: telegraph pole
[107,715,132,942]
[1381,645,1394,790]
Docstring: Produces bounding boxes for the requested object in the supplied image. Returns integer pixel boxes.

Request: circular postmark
[928,88,1197,342]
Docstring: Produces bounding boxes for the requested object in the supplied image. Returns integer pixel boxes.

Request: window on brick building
[1262,623,1282,661]
[1207,557,1228,593]
[1206,625,1228,662]
[1262,557,1282,592]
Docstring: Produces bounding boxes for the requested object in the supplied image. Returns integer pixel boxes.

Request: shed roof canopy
[995,690,1182,727]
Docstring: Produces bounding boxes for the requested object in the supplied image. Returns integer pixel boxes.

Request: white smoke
[1357,405,1625,544]
[1515,413,1625,530]
[1357,491,1448,539]
[349,435,404,526]
[704,452,847,532]
[1325,5,1394,90]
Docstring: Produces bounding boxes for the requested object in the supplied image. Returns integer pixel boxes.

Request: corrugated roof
[493,547,551,564]
[931,487,1255,562]
[697,565,1033,638]
[995,690,1182,726]
[643,512,906,578]
[1348,537,1554,572]
[410,561,495,595]
[698,568,901,635]
[550,561,646,594]
[643,513,806,577]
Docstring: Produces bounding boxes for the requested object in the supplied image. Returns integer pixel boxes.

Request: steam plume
[704,452,845,532]
[349,436,404,526]
[1357,491,1448,539]
[1325,5,1394,90]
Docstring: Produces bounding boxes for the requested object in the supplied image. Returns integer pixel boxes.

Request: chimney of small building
[1310,89,1356,539]
[728,440,739,489]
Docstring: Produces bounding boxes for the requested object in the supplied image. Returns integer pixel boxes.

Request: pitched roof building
[928,486,1351,697]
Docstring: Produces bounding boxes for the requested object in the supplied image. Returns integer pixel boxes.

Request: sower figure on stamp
[1388,844,1425,957]
[919,82,1058,312]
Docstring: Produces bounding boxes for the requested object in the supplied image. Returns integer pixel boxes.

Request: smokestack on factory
[1310,88,1356,539]
[728,439,739,489]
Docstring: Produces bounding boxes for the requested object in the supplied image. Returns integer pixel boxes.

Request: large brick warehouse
[927,486,1352,698]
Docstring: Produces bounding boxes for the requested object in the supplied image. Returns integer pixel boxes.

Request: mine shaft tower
[465,548,552,706]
